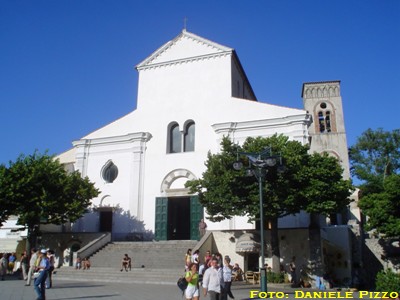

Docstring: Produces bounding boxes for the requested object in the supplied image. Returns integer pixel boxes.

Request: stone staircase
[89,240,198,269]
[53,266,184,285]
[54,240,198,285]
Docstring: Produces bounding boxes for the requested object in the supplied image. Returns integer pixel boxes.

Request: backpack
[177,276,188,293]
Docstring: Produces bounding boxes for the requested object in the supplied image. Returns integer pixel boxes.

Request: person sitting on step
[120,254,131,272]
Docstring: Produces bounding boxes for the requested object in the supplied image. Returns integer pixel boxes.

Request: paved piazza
[0,276,370,300]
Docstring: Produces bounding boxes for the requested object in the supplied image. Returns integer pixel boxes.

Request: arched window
[102,161,118,183]
[169,123,181,153]
[325,111,331,132]
[316,102,333,133]
[318,111,325,133]
[184,122,195,152]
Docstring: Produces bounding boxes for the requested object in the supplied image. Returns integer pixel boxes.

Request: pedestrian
[45,249,55,288]
[191,250,200,265]
[0,253,8,280]
[83,257,91,270]
[289,256,296,286]
[20,250,29,280]
[33,249,50,300]
[26,248,38,286]
[8,252,16,274]
[185,249,192,271]
[185,263,200,300]
[120,254,131,272]
[202,257,221,300]
[221,256,234,300]
[76,257,82,270]
[198,219,207,238]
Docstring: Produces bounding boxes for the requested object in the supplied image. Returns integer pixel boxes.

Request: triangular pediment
[136,30,233,69]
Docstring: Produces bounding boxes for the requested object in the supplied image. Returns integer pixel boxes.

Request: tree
[0,164,12,225]
[0,151,99,250]
[186,135,352,272]
[349,128,400,187]
[358,175,400,236]
[349,128,400,237]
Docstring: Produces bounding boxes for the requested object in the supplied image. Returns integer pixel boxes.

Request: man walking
[202,257,221,300]
[34,249,50,300]
[26,248,37,286]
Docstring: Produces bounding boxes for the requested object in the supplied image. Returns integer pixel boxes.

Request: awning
[0,239,18,253]
[236,233,261,253]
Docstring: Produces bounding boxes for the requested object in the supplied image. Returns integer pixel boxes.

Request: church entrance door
[99,209,113,232]
[155,196,203,241]
[168,197,190,240]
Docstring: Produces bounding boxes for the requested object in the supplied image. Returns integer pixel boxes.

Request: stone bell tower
[302,81,350,180]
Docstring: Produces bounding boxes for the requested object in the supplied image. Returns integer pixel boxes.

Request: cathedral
[51,29,355,280]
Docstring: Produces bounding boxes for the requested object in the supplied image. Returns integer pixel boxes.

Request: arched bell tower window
[184,121,195,152]
[316,102,333,133]
[102,161,118,183]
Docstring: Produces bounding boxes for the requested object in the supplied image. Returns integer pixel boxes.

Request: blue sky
[1,0,399,165]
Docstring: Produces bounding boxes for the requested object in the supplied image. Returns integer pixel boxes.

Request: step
[87,240,198,269]
[54,267,185,285]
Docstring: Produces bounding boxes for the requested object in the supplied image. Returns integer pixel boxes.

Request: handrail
[74,232,111,260]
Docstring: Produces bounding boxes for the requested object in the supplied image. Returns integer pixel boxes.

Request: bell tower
[302,81,350,180]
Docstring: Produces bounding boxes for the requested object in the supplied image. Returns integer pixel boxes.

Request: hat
[40,249,47,254]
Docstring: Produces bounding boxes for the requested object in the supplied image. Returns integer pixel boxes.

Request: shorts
[185,285,199,298]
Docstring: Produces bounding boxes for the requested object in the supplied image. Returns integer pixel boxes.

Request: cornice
[212,114,310,134]
[136,51,232,71]
[73,132,152,147]
[136,29,233,70]
[302,81,341,98]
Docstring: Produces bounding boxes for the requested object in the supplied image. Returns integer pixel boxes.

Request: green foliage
[0,164,11,225]
[349,128,400,187]
[186,134,352,222]
[350,128,400,237]
[375,269,400,293]
[186,134,352,272]
[359,174,400,236]
[304,153,353,215]
[0,151,99,229]
[267,271,285,283]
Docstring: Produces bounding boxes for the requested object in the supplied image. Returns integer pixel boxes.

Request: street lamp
[233,147,283,293]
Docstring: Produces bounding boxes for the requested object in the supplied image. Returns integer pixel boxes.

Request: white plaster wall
[137,56,232,113]
[62,32,311,235]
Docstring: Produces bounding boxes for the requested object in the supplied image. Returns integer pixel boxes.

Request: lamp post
[233,147,283,293]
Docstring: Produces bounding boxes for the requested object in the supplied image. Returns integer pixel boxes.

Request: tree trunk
[270,217,281,273]
[26,227,34,253]
[25,225,37,253]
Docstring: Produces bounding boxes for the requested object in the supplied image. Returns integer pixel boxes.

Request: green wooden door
[155,197,168,241]
[190,196,204,240]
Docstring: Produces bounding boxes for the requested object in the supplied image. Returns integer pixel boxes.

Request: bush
[375,269,400,293]
[267,271,285,283]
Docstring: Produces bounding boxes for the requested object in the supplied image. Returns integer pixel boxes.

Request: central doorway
[155,196,203,241]
[99,209,113,232]
[168,197,190,240]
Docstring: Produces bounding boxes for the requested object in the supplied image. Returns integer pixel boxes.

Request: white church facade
[49,30,362,282]
[58,30,322,240]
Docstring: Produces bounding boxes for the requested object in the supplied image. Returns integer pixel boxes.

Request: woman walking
[185,263,200,300]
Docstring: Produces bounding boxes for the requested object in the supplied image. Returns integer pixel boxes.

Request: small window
[325,111,331,132]
[169,123,181,153]
[318,111,325,133]
[102,162,118,183]
[184,122,195,152]
[167,121,196,153]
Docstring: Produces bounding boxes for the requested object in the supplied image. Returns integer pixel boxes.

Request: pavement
[0,273,367,300]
